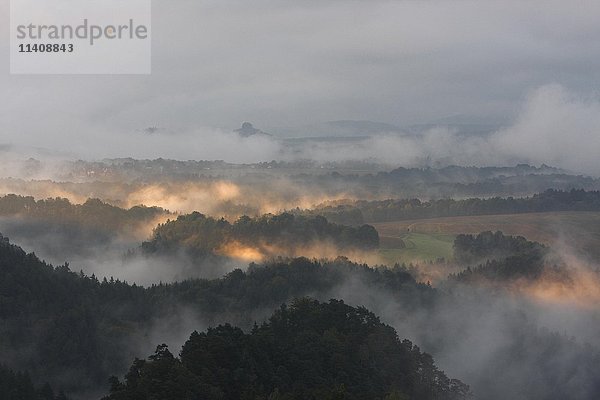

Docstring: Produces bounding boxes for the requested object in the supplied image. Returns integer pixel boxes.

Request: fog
[2,0,600,398]
[2,84,600,176]
[0,210,383,286]
[2,0,600,174]
[1,197,600,399]
[325,247,600,400]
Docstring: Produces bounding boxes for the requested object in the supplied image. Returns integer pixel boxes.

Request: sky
[1,0,599,171]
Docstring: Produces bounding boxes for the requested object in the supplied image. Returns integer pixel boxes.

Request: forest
[104,299,470,400]
[0,194,169,235]
[303,189,600,225]
[141,212,380,260]
[0,232,425,397]
[5,1,600,398]
[2,227,599,399]
[2,164,599,221]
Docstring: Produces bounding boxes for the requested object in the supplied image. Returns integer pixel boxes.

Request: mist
[323,246,600,400]
[2,0,600,175]
[2,0,600,398]
[275,84,600,175]
[1,85,599,178]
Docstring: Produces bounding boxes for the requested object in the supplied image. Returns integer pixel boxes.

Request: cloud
[0,1,599,174]
[492,84,600,174]
[2,0,600,144]
[272,84,600,175]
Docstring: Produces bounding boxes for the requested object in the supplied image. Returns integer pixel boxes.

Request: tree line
[104,298,470,400]
[0,194,169,233]
[0,234,420,397]
[302,189,600,225]
[0,229,597,399]
[142,212,380,259]
[450,231,549,282]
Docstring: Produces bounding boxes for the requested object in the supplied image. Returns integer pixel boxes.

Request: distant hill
[270,120,405,138]
[269,118,504,138]
[234,122,272,138]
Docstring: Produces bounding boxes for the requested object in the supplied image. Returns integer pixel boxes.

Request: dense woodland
[0,187,596,230]
[3,164,599,212]
[0,365,69,400]
[296,166,599,200]
[0,194,169,233]
[142,212,380,259]
[104,299,470,400]
[303,189,600,225]
[55,160,565,183]
[450,232,548,282]
[0,233,427,397]
[1,229,599,398]
[452,231,547,265]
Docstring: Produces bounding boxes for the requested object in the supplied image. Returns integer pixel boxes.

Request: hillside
[0,234,422,397]
[142,212,379,262]
[1,232,600,399]
[103,299,470,400]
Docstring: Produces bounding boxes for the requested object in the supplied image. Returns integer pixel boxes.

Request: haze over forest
[1,1,600,400]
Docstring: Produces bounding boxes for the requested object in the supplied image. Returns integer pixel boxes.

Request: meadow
[373,211,600,263]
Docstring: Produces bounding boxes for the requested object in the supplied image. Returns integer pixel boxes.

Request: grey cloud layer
[1,1,599,173]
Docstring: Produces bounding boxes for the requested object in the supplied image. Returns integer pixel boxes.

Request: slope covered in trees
[104,298,470,400]
[452,231,547,265]
[0,233,421,397]
[2,231,599,399]
[0,233,151,394]
[0,194,171,264]
[448,232,577,284]
[142,212,379,260]
[0,194,169,234]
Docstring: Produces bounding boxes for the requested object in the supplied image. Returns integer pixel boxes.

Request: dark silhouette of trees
[0,234,423,397]
[450,231,549,282]
[305,189,600,225]
[0,194,168,233]
[0,365,69,400]
[104,299,471,400]
[142,212,379,259]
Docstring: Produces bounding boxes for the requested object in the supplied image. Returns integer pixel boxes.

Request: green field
[378,232,455,265]
[372,211,600,263]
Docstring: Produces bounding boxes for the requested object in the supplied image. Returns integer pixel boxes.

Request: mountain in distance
[405,114,508,137]
[269,117,505,139]
[234,122,272,138]
[269,120,405,138]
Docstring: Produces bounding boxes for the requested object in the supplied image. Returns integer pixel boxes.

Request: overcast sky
[1,0,599,170]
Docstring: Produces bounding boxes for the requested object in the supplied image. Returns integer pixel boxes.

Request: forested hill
[142,212,379,259]
[453,231,547,265]
[0,233,423,398]
[103,298,470,400]
[0,194,169,233]
[450,231,549,282]
[303,189,600,225]
[2,232,600,399]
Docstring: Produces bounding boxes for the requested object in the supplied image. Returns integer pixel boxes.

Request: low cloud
[492,84,600,174]
[275,84,600,175]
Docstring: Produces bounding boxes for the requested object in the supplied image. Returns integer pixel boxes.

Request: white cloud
[492,84,600,174]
